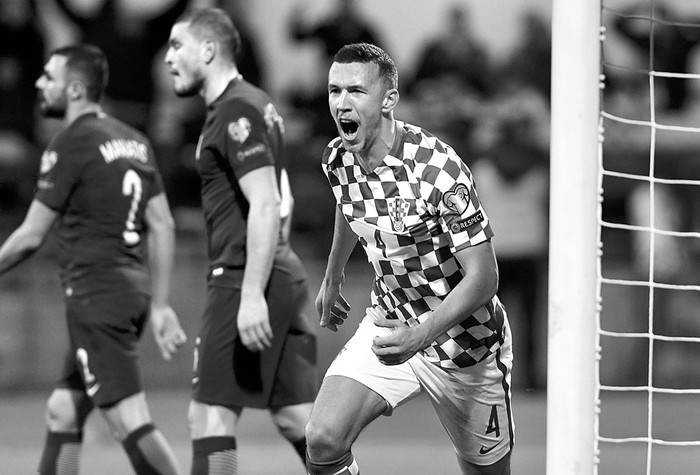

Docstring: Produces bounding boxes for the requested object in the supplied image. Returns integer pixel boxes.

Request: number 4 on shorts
[486,405,500,438]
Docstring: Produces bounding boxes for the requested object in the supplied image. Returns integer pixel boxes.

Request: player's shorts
[192,268,318,409]
[324,309,514,466]
[58,291,150,408]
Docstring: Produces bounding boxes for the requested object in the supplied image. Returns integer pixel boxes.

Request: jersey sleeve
[219,99,275,178]
[426,149,494,252]
[34,135,86,212]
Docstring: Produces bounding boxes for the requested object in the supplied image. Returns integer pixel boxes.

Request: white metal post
[547,0,601,473]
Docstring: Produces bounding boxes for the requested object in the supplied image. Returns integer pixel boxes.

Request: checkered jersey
[322,121,505,369]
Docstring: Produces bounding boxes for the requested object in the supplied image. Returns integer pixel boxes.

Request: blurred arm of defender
[0,200,58,277]
[315,207,355,332]
[237,165,281,352]
[145,192,186,361]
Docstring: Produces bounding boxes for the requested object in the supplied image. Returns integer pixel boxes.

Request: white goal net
[549,0,700,473]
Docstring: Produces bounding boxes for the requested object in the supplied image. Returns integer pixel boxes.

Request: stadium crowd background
[1,0,699,396]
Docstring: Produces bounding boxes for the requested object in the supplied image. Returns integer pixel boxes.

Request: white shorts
[324,310,515,466]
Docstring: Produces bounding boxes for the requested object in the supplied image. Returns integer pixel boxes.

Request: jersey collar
[208,74,243,109]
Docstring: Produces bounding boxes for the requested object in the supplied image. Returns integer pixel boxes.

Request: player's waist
[207,264,305,288]
[60,265,149,298]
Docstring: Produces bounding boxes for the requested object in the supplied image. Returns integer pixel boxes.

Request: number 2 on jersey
[122,169,143,246]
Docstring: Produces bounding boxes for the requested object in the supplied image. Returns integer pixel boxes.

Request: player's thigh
[65,292,150,407]
[411,330,514,467]
[268,280,318,407]
[192,283,236,400]
[307,375,387,446]
[310,313,424,450]
[459,450,511,475]
[323,314,422,410]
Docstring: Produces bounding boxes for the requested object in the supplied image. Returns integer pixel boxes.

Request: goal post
[547,0,601,473]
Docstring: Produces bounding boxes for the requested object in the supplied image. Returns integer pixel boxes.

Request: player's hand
[150,305,187,361]
[237,292,273,352]
[371,315,428,366]
[315,277,350,332]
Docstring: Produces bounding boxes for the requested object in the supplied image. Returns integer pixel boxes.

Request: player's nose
[336,90,351,109]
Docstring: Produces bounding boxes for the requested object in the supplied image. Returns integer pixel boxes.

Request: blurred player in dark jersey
[0,44,186,474]
[306,43,514,475]
[164,8,317,474]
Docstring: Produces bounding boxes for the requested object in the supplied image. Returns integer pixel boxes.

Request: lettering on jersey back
[99,139,149,164]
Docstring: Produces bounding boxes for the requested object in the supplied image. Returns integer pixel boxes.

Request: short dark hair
[51,44,108,102]
[177,8,241,63]
[333,43,398,90]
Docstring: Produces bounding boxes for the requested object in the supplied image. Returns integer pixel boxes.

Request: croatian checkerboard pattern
[322,121,505,368]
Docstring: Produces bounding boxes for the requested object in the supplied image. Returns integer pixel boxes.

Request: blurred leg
[37,388,93,475]
[270,402,313,462]
[101,391,180,475]
[189,401,241,475]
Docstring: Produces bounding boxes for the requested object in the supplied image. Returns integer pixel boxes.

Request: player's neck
[357,119,397,172]
[64,102,103,126]
[202,65,242,106]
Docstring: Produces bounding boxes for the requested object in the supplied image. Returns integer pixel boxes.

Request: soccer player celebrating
[0,44,186,474]
[164,8,317,474]
[306,43,514,475]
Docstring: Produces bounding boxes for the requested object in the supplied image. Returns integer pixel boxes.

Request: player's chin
[339,133,362,152]
[173,80,198,98]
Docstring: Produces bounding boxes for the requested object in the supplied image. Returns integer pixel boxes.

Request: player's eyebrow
[328,79,366,91]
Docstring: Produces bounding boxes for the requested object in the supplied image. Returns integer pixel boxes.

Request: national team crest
[443,183,470,216]
[388,197,409,232]
[227,117,251,143]
[40,151,57,174]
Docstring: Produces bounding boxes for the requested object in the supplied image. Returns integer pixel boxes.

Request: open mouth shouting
[339,118,359,141]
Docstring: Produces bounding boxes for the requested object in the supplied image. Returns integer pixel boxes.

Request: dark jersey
[35,112,163,297]
[195,76,303,280]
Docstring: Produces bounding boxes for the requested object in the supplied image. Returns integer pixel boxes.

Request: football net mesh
[596,0,700,473]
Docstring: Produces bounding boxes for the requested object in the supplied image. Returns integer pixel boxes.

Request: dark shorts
[58,291,149,408]
[193,270,318,409]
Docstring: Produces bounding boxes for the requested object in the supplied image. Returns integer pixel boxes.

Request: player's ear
[382,88,399,112]
[67,80,85,101]
[203,40,215,64]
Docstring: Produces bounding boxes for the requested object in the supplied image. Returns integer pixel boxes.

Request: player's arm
[0,199,58,276]
[371,240,499,365]
[315,207,357,331]
[144,192,186,361]
[237,165,281,351]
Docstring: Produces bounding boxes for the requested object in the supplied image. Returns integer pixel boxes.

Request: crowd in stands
[0,0,552,390]
[8,0,699,391]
